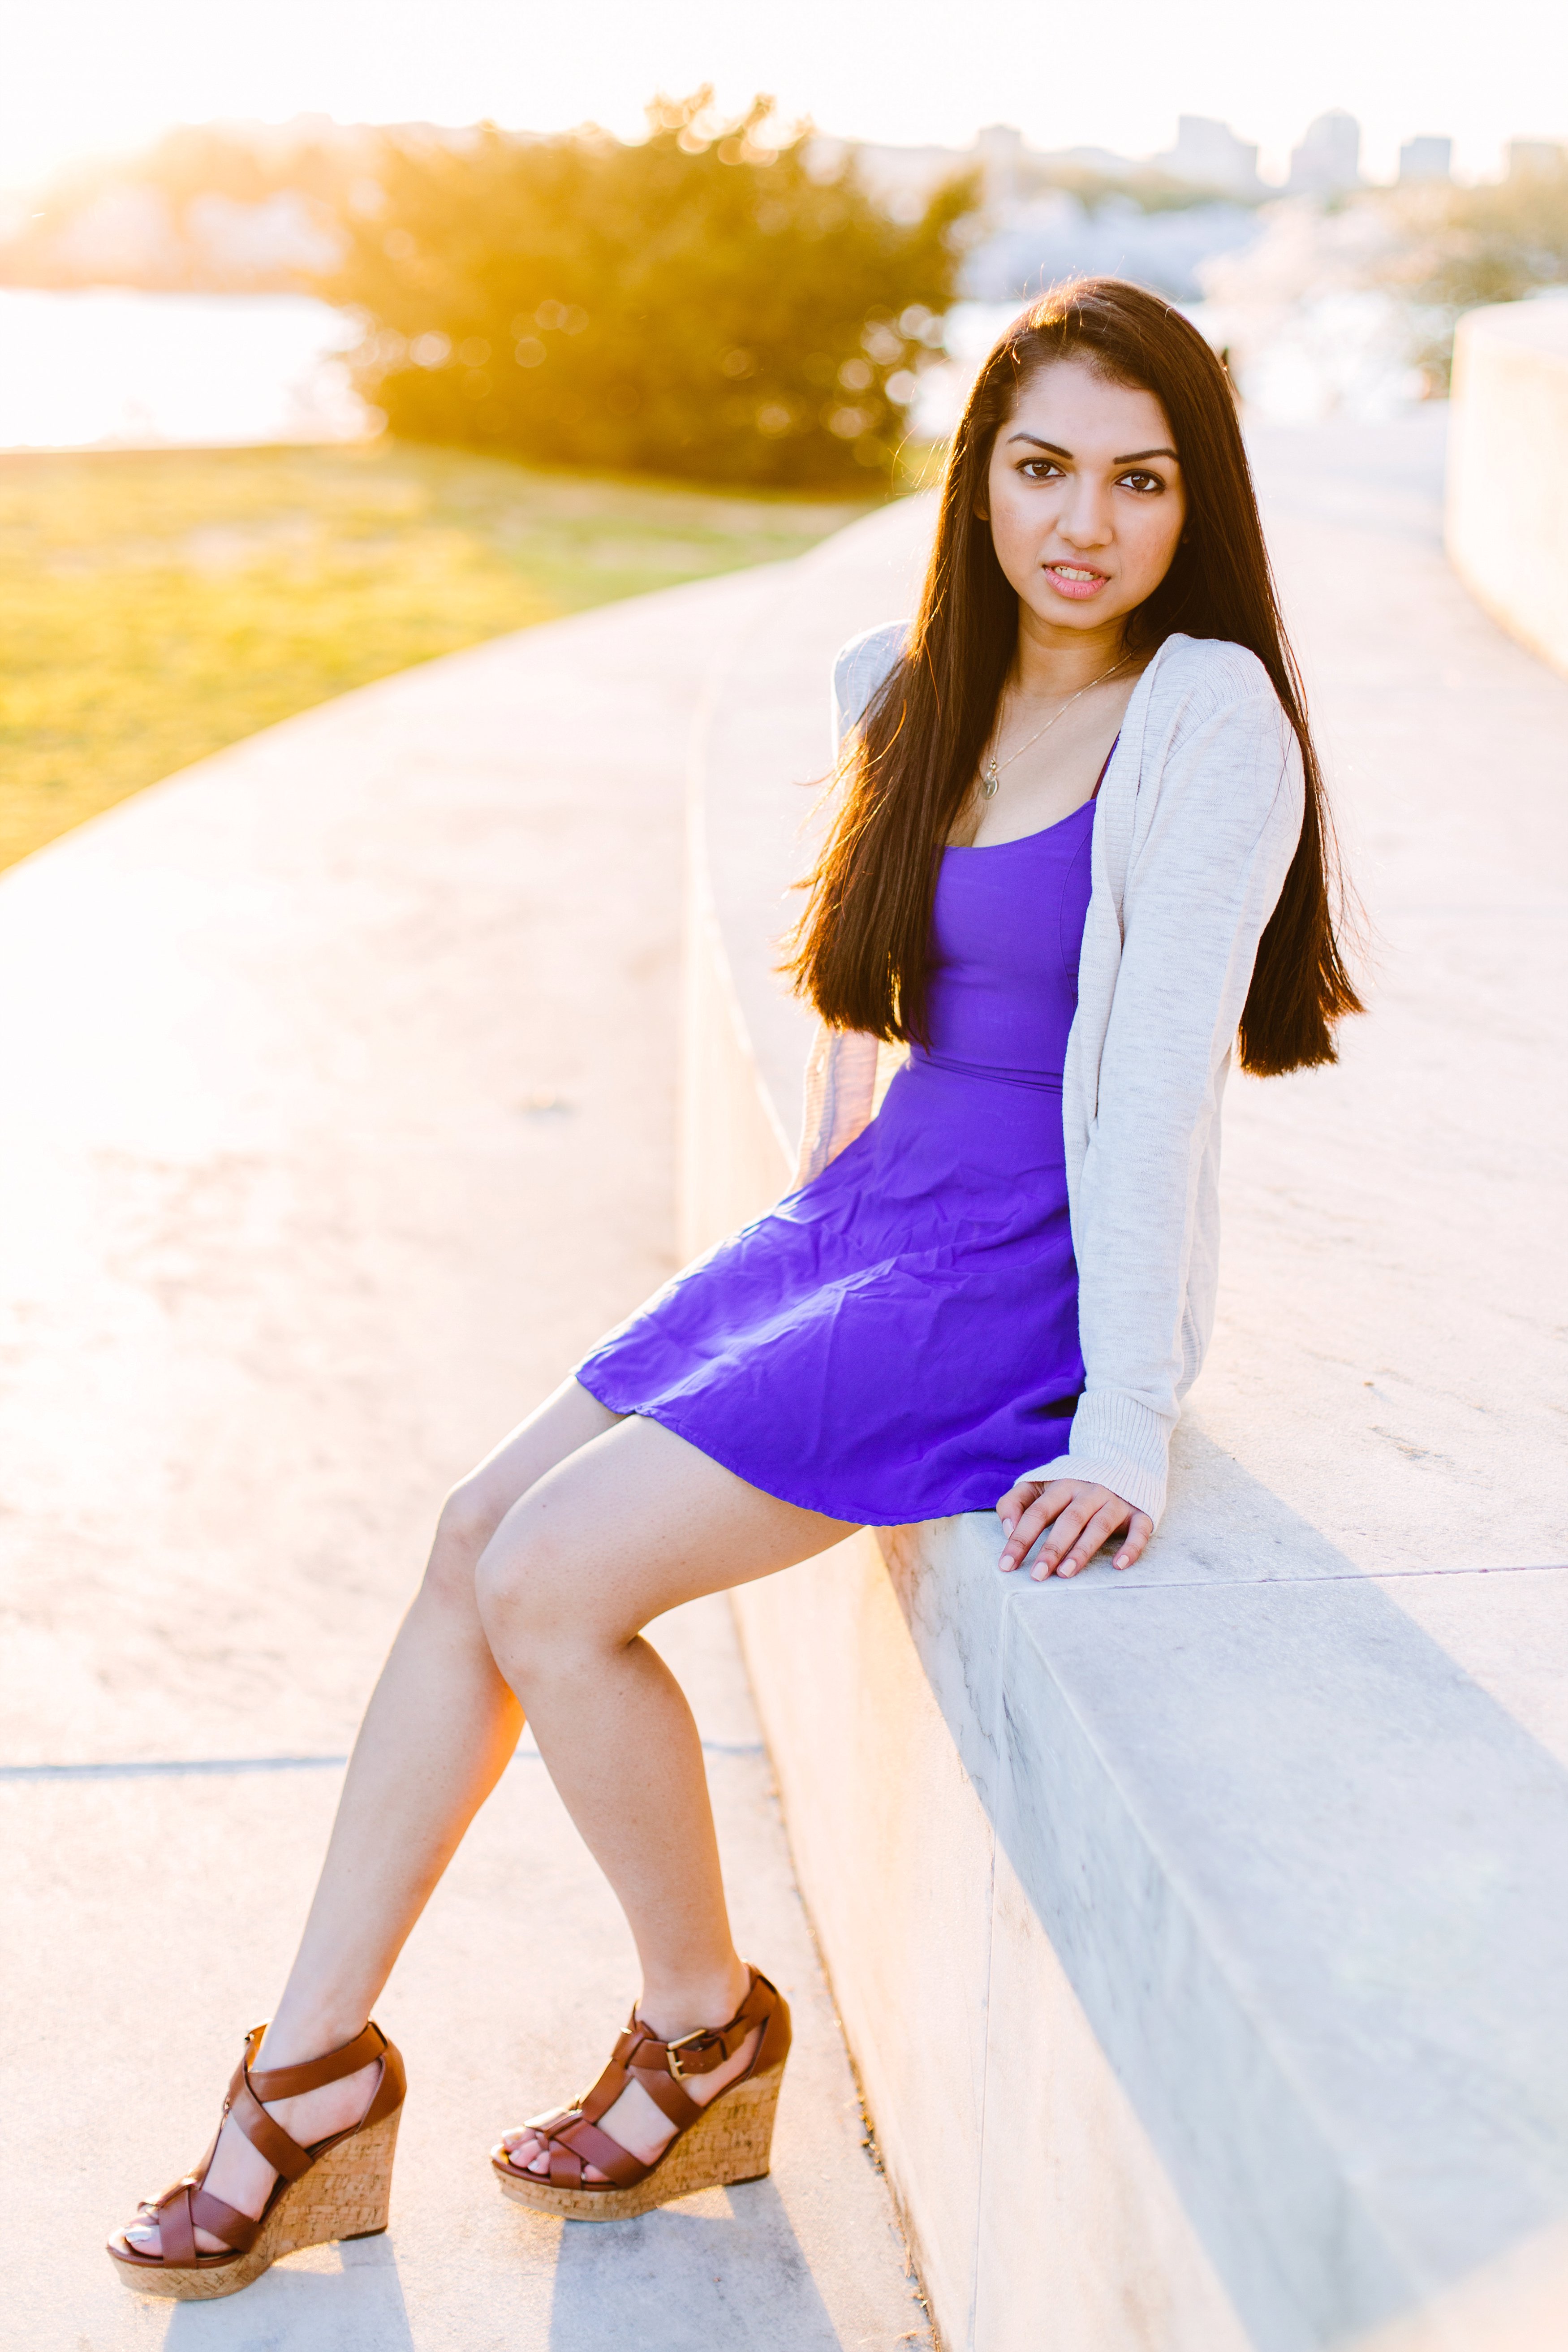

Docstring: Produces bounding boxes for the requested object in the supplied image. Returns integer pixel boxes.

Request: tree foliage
[323,94,977,489]
[1408,160,1568,314]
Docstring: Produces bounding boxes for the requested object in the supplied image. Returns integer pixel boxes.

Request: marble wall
[1447,298,1568,677]
[687,491,1568,2351]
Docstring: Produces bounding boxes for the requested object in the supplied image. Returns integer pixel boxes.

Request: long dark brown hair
[786,278,1361,1075]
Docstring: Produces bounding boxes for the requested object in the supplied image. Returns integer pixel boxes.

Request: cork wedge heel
[107,2020,405,2300]
[493,1964,790,2222]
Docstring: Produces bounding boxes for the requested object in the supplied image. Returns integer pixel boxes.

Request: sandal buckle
[664,2026,713,2081]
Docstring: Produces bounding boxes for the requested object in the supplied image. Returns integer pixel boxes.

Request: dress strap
[1091,732,1121,800]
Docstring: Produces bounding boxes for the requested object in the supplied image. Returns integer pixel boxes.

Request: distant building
[1507,139,1564,179]
[846,123,1153,220]
[840,138,978,222]
[1035,144,1144,180]
[1398,136,1452,184]
[1153,116,1265,199]
[1287,111,1361,197]
[975,123,1024,207]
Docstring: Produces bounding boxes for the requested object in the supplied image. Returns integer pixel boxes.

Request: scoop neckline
[944,793,1098,855]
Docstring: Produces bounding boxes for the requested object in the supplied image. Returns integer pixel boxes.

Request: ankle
[637,1958,750,2043]
[256,2001,372,2076]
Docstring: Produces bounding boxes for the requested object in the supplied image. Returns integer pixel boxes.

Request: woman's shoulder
[1129,634,1301,842]
[833,621,910,736]
[1146,632,1281,719]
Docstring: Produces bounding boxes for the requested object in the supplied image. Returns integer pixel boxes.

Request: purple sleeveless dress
[574,796,1095,1525]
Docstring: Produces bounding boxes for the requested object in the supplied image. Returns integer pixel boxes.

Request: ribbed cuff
[1022,1389,1173,1524]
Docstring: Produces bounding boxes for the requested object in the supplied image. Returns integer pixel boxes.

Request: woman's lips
[1043,562,1109,601]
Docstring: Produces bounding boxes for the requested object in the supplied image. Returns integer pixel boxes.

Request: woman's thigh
[439,1378,625,1559]
[475,1411,859,1652]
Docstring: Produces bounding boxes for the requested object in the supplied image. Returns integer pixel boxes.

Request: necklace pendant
[981,760,999,800]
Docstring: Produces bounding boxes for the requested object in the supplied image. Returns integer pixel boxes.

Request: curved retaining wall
[685,492,1568,2351]
[1447,297,1568,674]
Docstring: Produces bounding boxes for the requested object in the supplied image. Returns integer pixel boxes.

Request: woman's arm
[794,1023,882,1187]
[793,621,911,1187]
[1009,677,1307,1555]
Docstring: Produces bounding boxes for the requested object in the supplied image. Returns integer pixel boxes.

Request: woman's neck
[1010,605,1130,702]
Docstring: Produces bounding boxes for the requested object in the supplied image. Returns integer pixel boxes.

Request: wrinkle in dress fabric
[575,799,1096,1525]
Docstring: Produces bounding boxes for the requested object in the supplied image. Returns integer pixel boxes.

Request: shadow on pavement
[161,2232,415,2350]
[547,2178,847,2351]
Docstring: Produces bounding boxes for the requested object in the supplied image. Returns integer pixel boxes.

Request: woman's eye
[1019,459,1063,481]
[1119,470,1163,494]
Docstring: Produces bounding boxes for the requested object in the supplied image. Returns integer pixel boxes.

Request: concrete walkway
[0,572,929,2348]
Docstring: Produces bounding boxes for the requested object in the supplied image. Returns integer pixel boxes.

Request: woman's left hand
[995,1476,1152,1578]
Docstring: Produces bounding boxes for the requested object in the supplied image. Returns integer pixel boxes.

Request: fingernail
[1000,1516,1014,1535]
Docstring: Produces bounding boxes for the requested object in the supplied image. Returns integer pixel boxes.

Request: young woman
[108,278,1359,2296]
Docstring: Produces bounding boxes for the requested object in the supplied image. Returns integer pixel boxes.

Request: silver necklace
[979,654,1130,799]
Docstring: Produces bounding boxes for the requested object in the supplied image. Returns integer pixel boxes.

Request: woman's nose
[1058,484,1112,546]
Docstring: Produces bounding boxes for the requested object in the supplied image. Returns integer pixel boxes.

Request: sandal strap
[516,1966,783,2192]
[127,2017,402,2270]
[224,2066,314,2181]
[632,2066,705,2133]
[245,2019,388,2102]
[147,2176,260,2262]
[625,1970,775,2082]
[547,2113,649,2189]
[154,2182,197,2268]
[573,2030,699,2138]
[221,2019,389,2179]
[188,2187,261,2255]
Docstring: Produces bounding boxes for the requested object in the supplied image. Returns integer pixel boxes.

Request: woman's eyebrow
[1004,432,1180,464]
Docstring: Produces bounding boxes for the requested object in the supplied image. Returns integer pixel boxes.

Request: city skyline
[8,0,1566,194]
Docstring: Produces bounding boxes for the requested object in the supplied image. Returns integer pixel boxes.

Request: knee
[420,1475,505,1610]
[473,1510,606,1686]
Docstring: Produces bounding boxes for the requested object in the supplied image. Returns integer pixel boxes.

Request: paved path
[0,572,930,2349]
[1209,413,1568,1583]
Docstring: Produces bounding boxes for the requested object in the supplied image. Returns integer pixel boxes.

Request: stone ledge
[1447,296,1568,675]
[685,481,1568,2350]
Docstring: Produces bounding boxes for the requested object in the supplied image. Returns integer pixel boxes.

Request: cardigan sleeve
[1025,681,1305,1521]
[793,621,910,1187]
[794,1023,883,1186]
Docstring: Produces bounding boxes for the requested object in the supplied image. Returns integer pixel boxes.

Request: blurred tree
[1410,160,1568,314]
[323,93,977,488]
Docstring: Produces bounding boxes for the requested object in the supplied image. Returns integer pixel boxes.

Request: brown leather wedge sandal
[492,1964,790,2222]
[106,2019,405,2300]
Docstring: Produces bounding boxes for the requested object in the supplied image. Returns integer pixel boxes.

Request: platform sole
[110,2107,401,2300]
[496,2063,784,2222]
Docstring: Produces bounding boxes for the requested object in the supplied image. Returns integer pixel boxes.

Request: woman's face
[983,355,1187,640]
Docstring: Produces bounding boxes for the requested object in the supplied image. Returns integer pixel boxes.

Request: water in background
[0,289,371,449]
[913,291,1434,439]
[1,279,1439,457]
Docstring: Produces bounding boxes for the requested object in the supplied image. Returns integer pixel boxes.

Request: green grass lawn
[0,440,875,871]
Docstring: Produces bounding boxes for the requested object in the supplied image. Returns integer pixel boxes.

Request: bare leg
[475,1414,855,2179]
[122,1378,622,2256]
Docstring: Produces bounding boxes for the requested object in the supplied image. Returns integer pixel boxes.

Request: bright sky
[11,0,1565,190]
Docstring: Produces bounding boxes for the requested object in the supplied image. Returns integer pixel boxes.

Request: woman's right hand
[995,1475,1152,1579]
